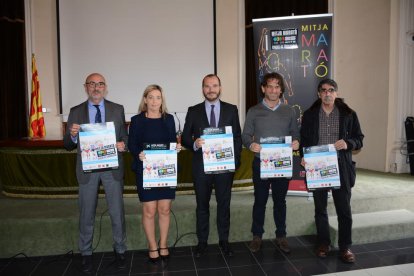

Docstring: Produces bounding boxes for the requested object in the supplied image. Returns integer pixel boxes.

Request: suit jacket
[182,100,242,171]
[63,99,128,184]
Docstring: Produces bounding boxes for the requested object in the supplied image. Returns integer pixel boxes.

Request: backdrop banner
[253,14,333,194]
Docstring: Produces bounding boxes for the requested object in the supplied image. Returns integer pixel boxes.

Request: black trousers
[313,188,352,250]
[193,167,234,243]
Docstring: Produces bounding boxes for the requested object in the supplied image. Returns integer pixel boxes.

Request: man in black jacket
[182,74,242,257]
[300,79,364,263]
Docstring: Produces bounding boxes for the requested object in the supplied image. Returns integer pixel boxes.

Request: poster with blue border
[201,126,235,174]
[303,144,340,190]
[79,122,118,172]
[143,143,178,189]
[260,136,293,178]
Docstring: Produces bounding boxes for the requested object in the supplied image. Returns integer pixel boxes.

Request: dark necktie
[94,105,102,123]
[210,104,216,127]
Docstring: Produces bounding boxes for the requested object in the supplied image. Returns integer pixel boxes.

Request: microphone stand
[174,112,182,144]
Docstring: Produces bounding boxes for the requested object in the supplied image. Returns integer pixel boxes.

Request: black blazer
[182,100,242,170]
[300,100,364,191]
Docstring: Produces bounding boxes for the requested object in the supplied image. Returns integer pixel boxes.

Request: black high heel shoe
[159,247,170,260]
[148,249,160,264]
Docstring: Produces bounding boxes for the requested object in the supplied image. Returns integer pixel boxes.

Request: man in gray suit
[63,73,128,273]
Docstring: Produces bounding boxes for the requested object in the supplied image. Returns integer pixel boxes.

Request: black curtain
[0,0,28,139]
[245,0,328,112]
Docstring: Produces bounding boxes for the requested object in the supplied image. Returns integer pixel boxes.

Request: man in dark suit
[182,74,242,257]
[63,73,128,273]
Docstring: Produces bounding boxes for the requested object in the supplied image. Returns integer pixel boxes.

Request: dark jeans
[313,188,352,250]
[251,157,289,238]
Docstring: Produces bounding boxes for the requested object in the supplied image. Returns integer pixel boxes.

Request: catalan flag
[29,54,46,138]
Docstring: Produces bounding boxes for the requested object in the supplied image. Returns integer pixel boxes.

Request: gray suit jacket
[63,99,128,184]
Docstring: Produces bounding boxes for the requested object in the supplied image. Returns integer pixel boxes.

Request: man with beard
[63,73,128,273]
[242,72,300,254]
[300,79,364,263]
[182,74,242,258]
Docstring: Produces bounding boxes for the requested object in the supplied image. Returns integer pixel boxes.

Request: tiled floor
[1,236,413,276]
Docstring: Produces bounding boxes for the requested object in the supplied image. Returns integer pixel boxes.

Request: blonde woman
[128,84,181,263]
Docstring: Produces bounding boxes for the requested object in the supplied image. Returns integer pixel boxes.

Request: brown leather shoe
[275,237,291,254]
[316,244,331,258]
[340,249,355,263]
[249,236,262,252]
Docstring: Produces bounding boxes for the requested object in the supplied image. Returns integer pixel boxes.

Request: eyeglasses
[319,88,336,93]
[85,82,106,88]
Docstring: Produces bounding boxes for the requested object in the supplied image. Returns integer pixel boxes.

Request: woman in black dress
[128,84,181,262]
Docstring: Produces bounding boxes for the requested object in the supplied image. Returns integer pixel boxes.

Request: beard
[204,91,220,101]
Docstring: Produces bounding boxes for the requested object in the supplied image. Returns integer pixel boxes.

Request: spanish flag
[29,54,46,138]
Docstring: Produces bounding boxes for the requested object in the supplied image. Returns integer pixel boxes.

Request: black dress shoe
[194,242,208,258]
[159,247,170,261]
[148,249,160,264]
[81,255,93,273]
[114,250,126,269]
[219,241,234,257]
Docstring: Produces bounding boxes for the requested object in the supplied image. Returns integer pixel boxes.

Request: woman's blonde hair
[138,84,168,116]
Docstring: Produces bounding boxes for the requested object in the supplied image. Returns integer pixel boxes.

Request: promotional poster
[303,144,340,190]
[79,122,118,172]
[260,136,293,178]
[143,143,178,189]
[201,126,235,174]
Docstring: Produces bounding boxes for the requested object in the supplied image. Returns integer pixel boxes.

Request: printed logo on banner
[271,28,298,50]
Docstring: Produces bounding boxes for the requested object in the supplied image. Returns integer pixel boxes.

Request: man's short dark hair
[318,79,338,92]
[202,74,221,87]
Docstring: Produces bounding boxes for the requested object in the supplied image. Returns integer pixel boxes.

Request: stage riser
[329,209,414,245]
[2,191,414,258]
[1,193,316,258]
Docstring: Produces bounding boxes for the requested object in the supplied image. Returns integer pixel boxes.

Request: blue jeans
[251,157,289,238]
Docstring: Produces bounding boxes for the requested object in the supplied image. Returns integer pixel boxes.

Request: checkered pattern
[318,107,339,145]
